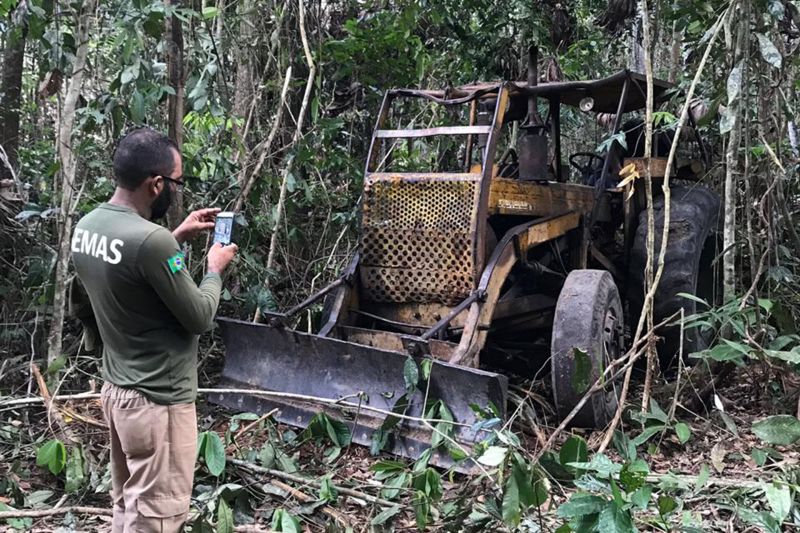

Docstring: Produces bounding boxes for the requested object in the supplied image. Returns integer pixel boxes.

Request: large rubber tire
[628,186,721,368]
[551,270,625,428]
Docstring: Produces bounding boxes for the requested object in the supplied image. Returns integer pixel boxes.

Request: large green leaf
[65,446,85,493]
[560,436,588,472]
[557,493,608,518]
[370,505,402,526]
[271,509,301,533]
[756,33,782,68]
[763,482,792,524]
[216,498,234,533]
[36,439,67,475]
[403,356,419,392]
[752,415,800,446]
[199,431,226,477]
[597,501,634,533]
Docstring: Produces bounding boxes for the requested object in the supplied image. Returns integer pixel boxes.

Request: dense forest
[1,0,799,531]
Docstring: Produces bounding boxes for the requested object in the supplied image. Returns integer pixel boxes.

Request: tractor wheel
[551,270,625,428]
[628,186,721,368]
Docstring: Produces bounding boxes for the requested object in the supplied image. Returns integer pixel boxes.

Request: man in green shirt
[72,127,237,532]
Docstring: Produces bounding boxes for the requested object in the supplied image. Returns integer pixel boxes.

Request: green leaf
[597,501,634,533]
[763,482,791,523]
[560,436,589,473]
[752,415,800,446]
[36,439,67,475]
[718,411,739,436]
[657,495,678,517]
[216,498,234,533]
[65,446,85,493]
[477,446,507,467]
[502,462,522,526]
[756,33,782,68]
[380,472,409,500]
[674,422,691,445]
[632,425,666,447]
[412,468,443,501]
[630,485,652,510]
[412,491,430,530]
[319,475,338,503]
[567,454,621,477]
[557,493,608,518]
[420,358,432,381]
[306,412,351,448]
[695,464,710,493]
[370,505,402,526]
[403,356,419,392]
[751,448,768,466]
[726,61,743,105]
[371,459,407,475]
[571,348,591,395]
[619,459,649,492]
[202,6,219,19]
[201,431,226,476]
[271,508,301,533]
[649,399,668,423]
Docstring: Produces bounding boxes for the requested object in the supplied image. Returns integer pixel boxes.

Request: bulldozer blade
[209,317,508,470]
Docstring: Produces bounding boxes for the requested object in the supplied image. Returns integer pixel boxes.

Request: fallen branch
[230,458,399,508]
[270,478,351,526]
[0,506,112,519]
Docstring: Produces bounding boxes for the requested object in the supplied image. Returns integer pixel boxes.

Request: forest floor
[0,333,797,532]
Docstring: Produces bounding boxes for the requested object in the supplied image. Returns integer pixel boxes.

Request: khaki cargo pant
[101,382,196,533]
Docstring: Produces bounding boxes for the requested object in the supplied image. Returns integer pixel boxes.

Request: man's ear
[148,175,163,197]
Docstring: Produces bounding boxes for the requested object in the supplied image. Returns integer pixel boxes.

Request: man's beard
[150,183,172,220]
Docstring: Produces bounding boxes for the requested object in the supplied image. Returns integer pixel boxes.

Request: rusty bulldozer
[211,52,720,468]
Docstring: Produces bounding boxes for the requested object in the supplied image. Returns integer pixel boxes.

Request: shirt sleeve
[137,228,222,334]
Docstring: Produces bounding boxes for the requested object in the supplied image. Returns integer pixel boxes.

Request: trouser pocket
[114,404,157,457]
[137,496,190,533]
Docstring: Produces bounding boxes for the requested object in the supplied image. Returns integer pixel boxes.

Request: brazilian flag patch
[167,252,185,274]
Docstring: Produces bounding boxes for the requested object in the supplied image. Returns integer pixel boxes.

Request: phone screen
[214,213,234,244]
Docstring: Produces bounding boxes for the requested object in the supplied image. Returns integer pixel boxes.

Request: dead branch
[0,506,112,519]
[230,458,400,508]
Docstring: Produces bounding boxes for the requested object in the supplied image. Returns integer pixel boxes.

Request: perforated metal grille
[360,177,479,305]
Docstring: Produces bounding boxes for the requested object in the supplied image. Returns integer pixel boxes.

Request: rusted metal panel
[360,176,481,305]
[515,211,581,253]
[210,318,507,469]
[488,178,596,217]
[336,325,456,360]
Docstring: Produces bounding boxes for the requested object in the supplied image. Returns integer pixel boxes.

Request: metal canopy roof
[392,70,676,114]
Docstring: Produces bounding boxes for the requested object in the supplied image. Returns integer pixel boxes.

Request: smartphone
[213,211,236,245]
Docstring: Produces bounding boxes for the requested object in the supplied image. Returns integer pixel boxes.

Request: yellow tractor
[212,60,719,467]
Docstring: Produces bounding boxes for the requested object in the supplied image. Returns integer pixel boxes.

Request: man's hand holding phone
[208,241,238,275]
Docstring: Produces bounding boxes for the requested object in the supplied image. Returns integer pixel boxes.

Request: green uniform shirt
[71,203,222,404]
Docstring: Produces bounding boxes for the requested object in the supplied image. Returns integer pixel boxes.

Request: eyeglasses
[156,175,197,189]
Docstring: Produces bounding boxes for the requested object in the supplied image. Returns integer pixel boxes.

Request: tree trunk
[233,0,255,187]
[165,0,185,229]
[722,0,749,304]
[0,2,28,180]
[47,0,97,366]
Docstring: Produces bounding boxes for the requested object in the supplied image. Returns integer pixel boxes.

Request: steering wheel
[569,152,605,176]
[498,148,518,178]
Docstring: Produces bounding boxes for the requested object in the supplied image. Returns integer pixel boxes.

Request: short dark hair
[112,127,179,190]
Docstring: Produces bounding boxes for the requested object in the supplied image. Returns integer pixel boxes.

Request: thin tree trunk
[165,0,185,229]
[233,0,255,187]
[253,0,315,323]
[0,1,28,180]
[722,0,749,305]
[47,0,97,366]
[639,0,657,413]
